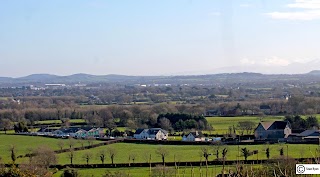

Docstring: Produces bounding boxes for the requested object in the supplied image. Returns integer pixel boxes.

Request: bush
[61,168,80,177]
[0,166,36,177]
[151,165,175,177]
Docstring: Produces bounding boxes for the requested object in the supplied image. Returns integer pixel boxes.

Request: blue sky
[1,0,320,77]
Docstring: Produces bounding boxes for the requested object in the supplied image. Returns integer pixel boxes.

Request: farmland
[206,116,284,134]
[206,115,320,134]
[1,135,318,165]
[55,143,319,165]
[34,119,86,125]
[0,135,101,163]
[52,165,233,177]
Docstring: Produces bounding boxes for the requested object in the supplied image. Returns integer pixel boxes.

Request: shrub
[61,168,80,177]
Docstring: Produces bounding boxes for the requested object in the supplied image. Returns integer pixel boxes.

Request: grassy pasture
[34,119,85,124]
[0,135,100,163]
[56,143,319,165]
[52,165,232,177]
[206,116,284,134]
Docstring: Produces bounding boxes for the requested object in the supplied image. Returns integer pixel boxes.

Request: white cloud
[240,57,291,66]
[266,0,320,20]
[266,10,320,20]
[264,57,291,66]
[287,0,320,9]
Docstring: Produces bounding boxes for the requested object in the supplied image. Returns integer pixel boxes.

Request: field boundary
[3,157,314,170]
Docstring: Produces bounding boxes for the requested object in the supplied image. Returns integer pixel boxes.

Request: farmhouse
[182,131,205,141]
[287,129,320,143]
[254,121,291,141]
[133,128,168,140]
[51,127,104,138]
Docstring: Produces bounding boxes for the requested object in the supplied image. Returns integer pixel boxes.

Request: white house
[148,128,168,140]
[183,131,205,141]
[133,129,149,139]
[134,128,168,140]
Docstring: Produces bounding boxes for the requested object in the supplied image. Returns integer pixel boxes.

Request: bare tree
[87,136,95,146]
[20,145,57,176]
[0,119,13,134]
[68,148,75,165]
[61,118,70,128]
[212,142,222,160]
[98,149,107,164]
[32,145,57,169]
[107,147,117,165]
[143,151,151,163]
[237,121,255,135]
[221,147,228,176]
[78,139,85,148]
[265,147,270,159]
[152,165,175,177]
[159,118,172,131]
[68,137,76,149]
[200,146,211,163]
[9,145,16,164]
[156,146,169,165]
[241,147,250,161]
[82,152,93,165]
[129,152,137,166]
[57,140,64,150]
[200,146,211,177]
[279,147,284,156]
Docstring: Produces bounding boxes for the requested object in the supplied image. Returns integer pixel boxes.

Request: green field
[56,143,319,165]
[205,115,320,134]
[206,116,285,134]
[0,135,318,176]
[34,119,85,124]
[52,166,232,177]
[0,135,100,163]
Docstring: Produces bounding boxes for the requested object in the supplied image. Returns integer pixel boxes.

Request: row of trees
[0,141,312,177]
[2,94,320,122]
[157,113,211,131]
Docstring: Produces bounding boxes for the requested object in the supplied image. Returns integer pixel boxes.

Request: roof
[304,136,320,139]
[298,130,320,137]
[134,128,148,135]
[259,122,274,130]
[148,128,168,135]
[288,133,299,137]
[189,131,204,138]
[58,127,97,133]
[259,121,290,130]
[60,128,81,133]
[37,127,57,132]
[260,105,271,109]
[134,128,168,135]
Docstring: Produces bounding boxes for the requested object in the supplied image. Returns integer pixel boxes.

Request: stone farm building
[254,121,292,141]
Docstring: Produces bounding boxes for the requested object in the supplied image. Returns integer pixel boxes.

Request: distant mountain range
[173,59,320,75]
[0,70,319,86]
